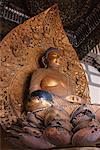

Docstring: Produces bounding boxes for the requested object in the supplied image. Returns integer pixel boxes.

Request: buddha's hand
[43,106,73,146]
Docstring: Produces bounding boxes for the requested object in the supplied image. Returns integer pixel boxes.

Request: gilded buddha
[0,5,100,150]
[17,47,99,149]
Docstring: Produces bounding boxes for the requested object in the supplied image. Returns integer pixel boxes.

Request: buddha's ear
[39,54,48,68]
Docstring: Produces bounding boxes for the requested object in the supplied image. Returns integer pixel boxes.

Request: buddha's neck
[48,66,60,71]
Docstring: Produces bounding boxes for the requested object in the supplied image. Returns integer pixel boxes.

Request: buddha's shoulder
[33,68,58,73]
[32,68,65,78]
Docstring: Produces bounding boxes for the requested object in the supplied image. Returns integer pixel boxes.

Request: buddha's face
[47,51,62,68]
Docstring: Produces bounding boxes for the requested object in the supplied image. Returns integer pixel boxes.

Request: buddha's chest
[41,73,68,89]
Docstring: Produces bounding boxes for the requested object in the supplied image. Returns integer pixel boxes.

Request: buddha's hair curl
[39,47,60,68]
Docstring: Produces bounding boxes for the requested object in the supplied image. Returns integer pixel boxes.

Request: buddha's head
[40,47,62,69]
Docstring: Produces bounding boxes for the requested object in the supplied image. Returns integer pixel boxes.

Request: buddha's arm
[29,69,46,93]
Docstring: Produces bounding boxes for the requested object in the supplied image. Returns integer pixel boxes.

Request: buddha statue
[0,5,100,150]
[21,47,75,148]
[14,47,99,149]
